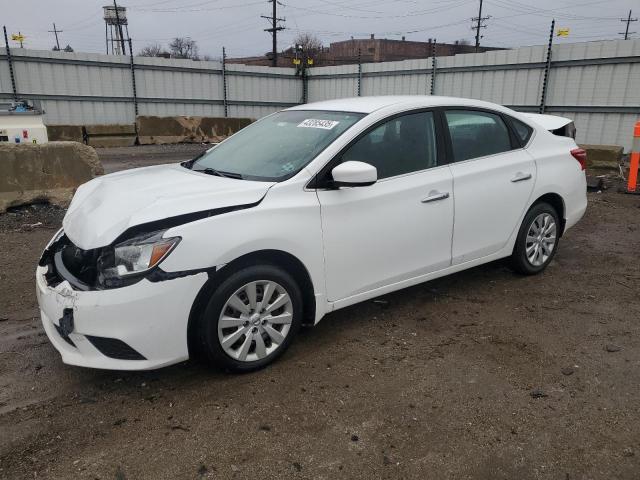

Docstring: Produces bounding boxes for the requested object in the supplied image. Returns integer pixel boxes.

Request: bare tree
[293,32,323,54]
[138,43,165,57]
[169,37,199,59]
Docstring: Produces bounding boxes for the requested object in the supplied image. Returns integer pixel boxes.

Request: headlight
[99,230,180,282]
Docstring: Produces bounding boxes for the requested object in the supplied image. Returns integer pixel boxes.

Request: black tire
[511,202,561,275]
[195,264,303,372]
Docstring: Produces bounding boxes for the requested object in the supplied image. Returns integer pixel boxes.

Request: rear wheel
[196,265,302,372]
[511,202,560,275]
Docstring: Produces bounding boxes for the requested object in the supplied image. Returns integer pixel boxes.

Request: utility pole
[472,0,490,52]
[261,0,285,67]
[620,10,637,40]
[113,0,127,55]
[48,23,62,50]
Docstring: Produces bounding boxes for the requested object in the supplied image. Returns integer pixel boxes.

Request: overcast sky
[3,0,637,58]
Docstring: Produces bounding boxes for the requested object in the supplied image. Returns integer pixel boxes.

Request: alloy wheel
[217,280,293,362]
[525,213,557,267]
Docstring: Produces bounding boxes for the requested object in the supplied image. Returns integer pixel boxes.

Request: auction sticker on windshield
[297,119,340,130]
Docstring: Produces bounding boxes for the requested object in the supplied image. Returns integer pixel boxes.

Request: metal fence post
[302,67,308,104]
[539,19,555,114]
[430,38,437,95]
[127,38,139,144]
[357,48,362,97]
[3,26,18,101]
[222,46,229,117]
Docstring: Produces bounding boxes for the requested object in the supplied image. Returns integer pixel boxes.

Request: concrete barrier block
[579,144,623,171]
[84,124,137,136]
[0,142,104,212]
[85,124,137,147]
[88,136,137,148]
[136,116,252,144]
[46,125,84,142]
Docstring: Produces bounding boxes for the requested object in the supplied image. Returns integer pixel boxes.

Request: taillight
[570,148,587,171]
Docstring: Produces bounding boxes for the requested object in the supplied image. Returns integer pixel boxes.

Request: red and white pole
[627,121,640,193]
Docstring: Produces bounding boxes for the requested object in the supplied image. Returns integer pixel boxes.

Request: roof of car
[287,95,510,114]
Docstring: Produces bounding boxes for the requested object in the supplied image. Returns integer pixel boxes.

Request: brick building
[227,35,503,67]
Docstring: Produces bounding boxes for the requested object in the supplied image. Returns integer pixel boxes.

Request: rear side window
[510,117,534,145]
[445,110,513,162]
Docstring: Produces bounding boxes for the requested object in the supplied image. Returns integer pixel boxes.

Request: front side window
[340,111,438,179]
[191,110,364,181]
[445,110,513,162]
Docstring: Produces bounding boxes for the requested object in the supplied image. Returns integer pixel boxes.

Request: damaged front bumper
[35,264,207,371]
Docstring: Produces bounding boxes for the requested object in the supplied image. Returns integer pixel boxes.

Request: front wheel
[511,202,560,275]
[195,265,303,372]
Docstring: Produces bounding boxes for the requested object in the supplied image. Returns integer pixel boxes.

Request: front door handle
[511,172,532,183]
[421,191,450,203]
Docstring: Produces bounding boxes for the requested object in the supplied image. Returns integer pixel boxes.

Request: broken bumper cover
[36,265,207,370]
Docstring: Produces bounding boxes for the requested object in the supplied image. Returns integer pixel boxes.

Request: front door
[316,110,454,302]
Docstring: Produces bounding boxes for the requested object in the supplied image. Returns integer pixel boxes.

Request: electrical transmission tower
[471,0,491,52]
[620,10,637,40]
[261,0,285,67]
[48,23,63,50]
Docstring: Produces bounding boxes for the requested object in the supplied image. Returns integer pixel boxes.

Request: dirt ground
[1,147,639,479]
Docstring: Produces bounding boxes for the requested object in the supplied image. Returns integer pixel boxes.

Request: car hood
[63,164,274,250]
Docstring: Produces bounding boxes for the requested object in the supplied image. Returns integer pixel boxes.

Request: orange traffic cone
[627,120,640,193]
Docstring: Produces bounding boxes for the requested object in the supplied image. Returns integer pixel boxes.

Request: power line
[620,10,637,40]
[48,23,63,50]
[487,0,620,21]
[281,0,473,20]
[261,0,285,67]
[132,0,263,13]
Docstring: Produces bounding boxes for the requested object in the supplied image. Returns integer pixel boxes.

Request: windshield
[189,110,365,181]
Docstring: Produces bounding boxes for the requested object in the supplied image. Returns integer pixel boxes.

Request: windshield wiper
[195,167,243,179]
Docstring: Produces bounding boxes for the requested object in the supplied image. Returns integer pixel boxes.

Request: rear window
[509,117,534,145]
[445,110,513,162]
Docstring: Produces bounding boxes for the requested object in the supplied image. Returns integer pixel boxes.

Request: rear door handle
[421,191,450,203]
[511,172,532,183]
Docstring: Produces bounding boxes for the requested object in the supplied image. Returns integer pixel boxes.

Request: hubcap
[525,213,557,267]
[217,280,293,362]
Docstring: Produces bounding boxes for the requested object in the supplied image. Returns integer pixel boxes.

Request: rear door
[444,109,536,265]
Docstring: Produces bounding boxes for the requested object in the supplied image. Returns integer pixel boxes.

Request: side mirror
[331,161,377,188]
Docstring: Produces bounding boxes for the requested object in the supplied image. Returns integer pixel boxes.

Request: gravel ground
[0,147,639,479]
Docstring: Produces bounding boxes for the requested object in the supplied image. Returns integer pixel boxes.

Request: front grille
[59,239,101,287]
[40,234,103,290]
[85,335,146,360]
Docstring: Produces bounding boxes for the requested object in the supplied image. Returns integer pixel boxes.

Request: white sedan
[36,96,587,372]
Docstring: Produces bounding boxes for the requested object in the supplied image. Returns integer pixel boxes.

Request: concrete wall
[2,39,639,149]
[46,117,252,146]
[136,116,252,144]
